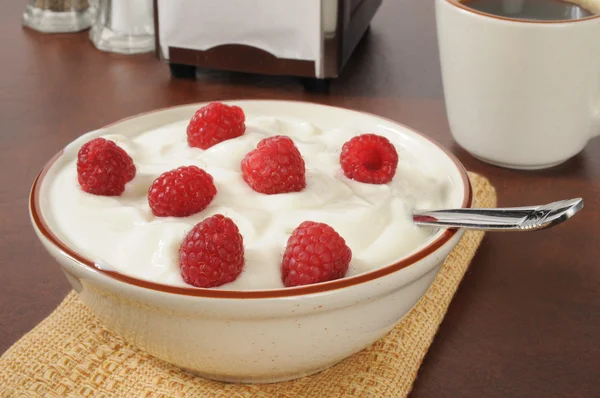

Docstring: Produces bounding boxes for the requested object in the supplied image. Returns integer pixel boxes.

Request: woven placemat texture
[0,173,496,398]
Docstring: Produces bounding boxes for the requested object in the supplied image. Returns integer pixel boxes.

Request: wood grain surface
[1,1,598,396]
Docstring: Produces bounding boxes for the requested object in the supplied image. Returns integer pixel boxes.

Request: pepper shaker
[89,0,155,54]
[22,0,97,33]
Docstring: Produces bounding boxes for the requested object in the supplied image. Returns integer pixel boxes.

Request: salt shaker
[89,0,155,54]
[22,0,97,33]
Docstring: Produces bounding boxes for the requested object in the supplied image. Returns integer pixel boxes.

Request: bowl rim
[30,100,473,299]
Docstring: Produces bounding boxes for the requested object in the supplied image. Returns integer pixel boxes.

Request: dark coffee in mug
[461,0,595,20]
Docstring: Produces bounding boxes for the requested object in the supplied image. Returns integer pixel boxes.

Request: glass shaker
[89,0,155,54]
[22,0,97,33]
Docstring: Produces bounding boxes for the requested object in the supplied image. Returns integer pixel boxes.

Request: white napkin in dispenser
[155,0,382,80]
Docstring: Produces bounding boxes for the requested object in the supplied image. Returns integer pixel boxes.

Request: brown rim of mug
[30,101,474,299]
[447,0,600,23]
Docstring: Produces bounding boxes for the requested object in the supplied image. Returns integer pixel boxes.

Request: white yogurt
[48,116,451,290]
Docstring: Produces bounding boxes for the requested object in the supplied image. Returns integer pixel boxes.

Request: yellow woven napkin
[0,173,496,398]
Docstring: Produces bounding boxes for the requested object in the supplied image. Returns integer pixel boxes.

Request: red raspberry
[77,137,136,196]
[241,135,306,194]
[187,102,246,149]
[148,166,216,217]
[179,214,244,288]
[340,134,399,184]
[281,221,352,287]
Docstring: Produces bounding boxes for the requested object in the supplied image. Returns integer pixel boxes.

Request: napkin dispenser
[153,0,381,83]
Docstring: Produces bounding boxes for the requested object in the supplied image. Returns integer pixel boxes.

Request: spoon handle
[413,198,583,231]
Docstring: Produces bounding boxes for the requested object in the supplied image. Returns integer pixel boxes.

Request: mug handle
[595,105,600,137]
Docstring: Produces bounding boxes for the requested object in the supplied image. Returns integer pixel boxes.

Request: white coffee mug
[436,0,600,169]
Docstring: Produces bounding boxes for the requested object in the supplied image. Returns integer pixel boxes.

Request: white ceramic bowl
[30,101,472,383]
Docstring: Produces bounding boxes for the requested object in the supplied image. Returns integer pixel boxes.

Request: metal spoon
[413,198,583,231]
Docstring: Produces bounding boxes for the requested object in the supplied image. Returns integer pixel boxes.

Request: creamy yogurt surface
[48,116,452,290]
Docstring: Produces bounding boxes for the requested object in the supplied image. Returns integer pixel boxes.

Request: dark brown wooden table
[2,1,599,396]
